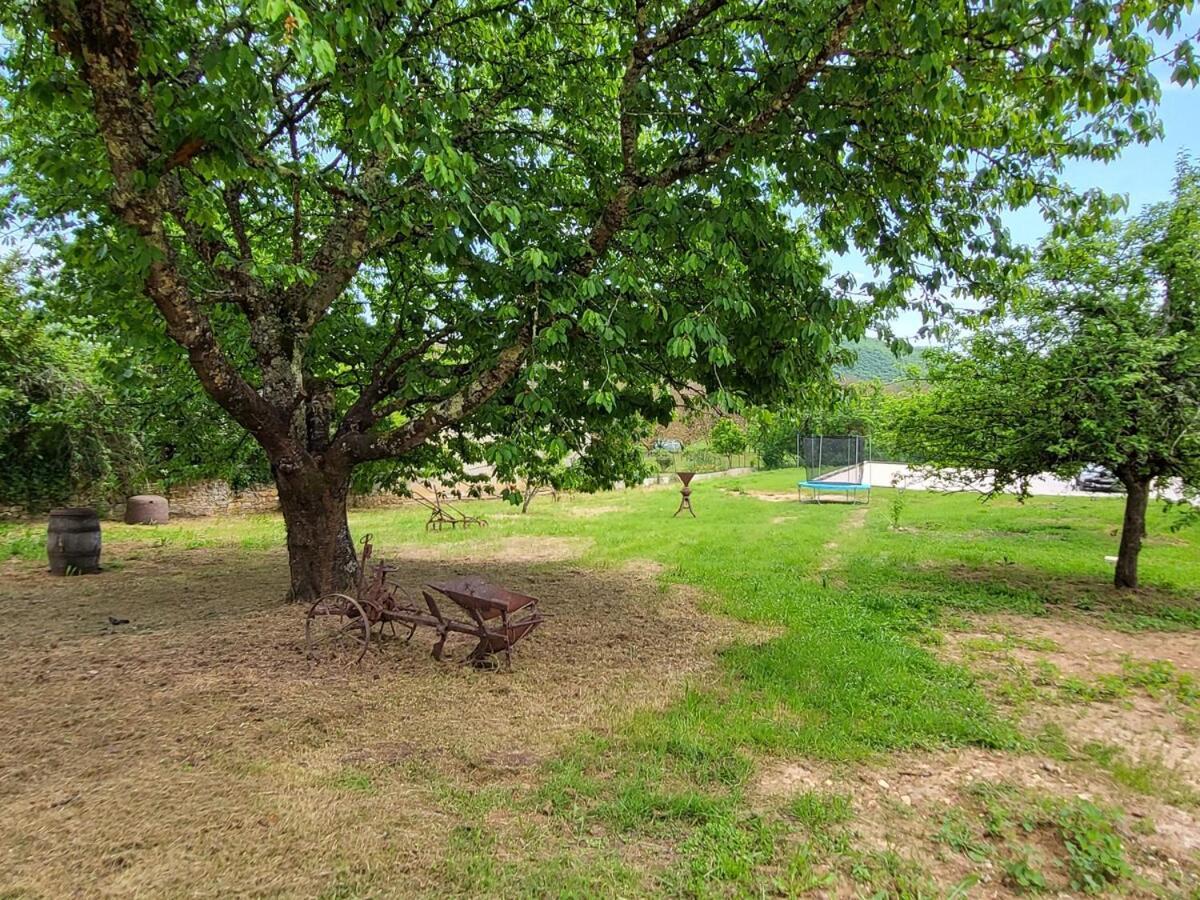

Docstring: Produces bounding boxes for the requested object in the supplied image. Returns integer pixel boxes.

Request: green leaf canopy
[0,0,1194,594]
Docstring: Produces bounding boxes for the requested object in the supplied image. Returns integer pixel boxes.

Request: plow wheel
[305,594,372,664]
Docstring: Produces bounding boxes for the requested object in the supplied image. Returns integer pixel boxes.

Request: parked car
[1075,464,1120,493]
[653,439,684,453]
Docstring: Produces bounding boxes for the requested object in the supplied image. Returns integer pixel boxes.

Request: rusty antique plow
[304,535,544,669]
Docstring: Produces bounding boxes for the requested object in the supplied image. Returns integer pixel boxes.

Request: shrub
[747,409,799,469]
[709,419,748,467]
[0,265,142,509]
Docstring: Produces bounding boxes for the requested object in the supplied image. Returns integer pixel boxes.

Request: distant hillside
[836,337,928,384]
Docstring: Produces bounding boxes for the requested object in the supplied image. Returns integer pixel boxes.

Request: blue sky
[864,14,1200,341]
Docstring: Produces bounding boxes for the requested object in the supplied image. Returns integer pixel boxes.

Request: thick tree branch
[277,195,371,325]
[277,161,409,327]
[607,0,735,248]
[222,183,254,260]
[578,0,864,279]
[338,323,457,435]
[639,0,731,59]
[341,324,534,462]
[287,123,303,264]
[162,135,207,173]
[161,174,263,313]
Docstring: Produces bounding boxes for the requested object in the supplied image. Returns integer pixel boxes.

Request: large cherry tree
[1,0,1193,598]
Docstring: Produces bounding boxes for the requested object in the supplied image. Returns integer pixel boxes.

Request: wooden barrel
[124,494,169,525]
[47,507,101,575]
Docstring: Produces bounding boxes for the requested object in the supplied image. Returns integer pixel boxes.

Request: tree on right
[893,161,1200,589]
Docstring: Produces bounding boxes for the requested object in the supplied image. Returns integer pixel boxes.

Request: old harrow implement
[304,535,543,669]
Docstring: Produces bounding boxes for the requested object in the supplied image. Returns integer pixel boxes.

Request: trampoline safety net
[800,435,867,484]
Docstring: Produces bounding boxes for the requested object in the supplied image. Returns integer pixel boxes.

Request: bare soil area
[944,617,1200,787]
[739,611,1200,896]
[928,613,1200,893]
[756,746,1199,896]
[948,613,1200,679]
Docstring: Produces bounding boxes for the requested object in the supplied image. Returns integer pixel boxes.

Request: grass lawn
[1,470,1198,897]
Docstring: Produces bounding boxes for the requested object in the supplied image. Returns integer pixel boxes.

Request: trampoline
[798,435,871,504]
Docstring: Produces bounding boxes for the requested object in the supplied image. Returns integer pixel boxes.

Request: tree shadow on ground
[0,539,760,896]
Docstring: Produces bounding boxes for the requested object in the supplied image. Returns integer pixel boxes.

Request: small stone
[900,794,912,806]
[877,778,890,789]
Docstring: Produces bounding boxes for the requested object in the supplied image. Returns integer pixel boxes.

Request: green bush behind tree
[0,260,271,510]
[746,381,920,470]
[0,262,142,510]
[709,419,749,468]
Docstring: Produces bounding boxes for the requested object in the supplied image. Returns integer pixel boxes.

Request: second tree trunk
[1114,474,1151,590]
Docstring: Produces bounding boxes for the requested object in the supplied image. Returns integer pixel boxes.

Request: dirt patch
[947,613,1200,679]
[853,749,1200,894]
[566,504,622,518]
[754,747,1200,895]
[739,490,798,503]
[751,613,1200,894]
[0,540,754,897]
[755,758,837,797]
[945,613,1200,787]
[620,558,666,578]
[1054,699,1200,793]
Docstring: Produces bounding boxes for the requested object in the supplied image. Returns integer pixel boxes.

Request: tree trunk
[522,485,536,514]
[275,462,358,602]
[1114,474,1151,590]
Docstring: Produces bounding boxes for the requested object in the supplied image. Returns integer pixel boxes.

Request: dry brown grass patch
[0,540,754,897]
